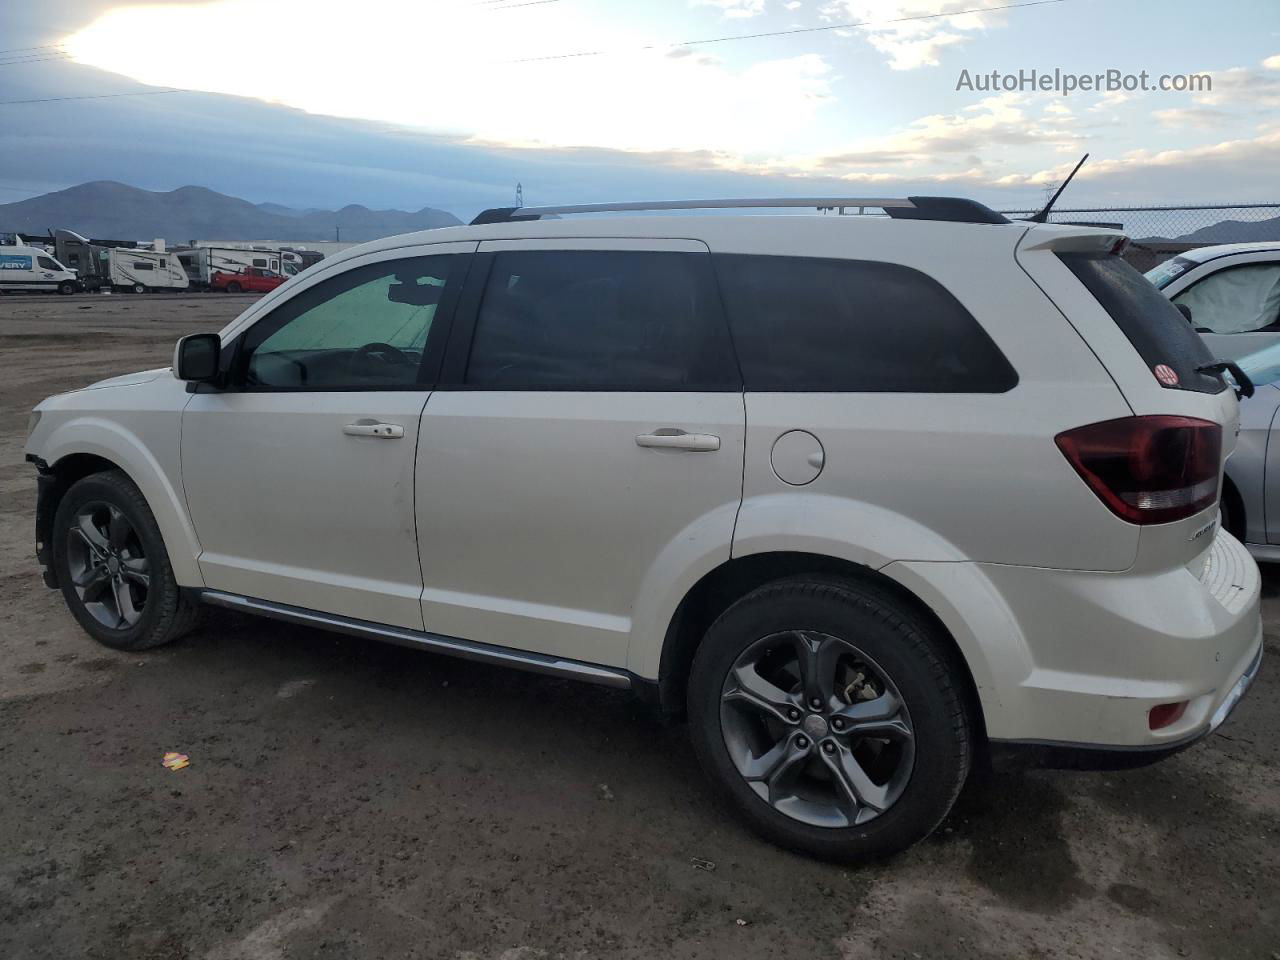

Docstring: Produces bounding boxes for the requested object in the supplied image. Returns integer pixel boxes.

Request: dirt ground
[0,291,1276,960]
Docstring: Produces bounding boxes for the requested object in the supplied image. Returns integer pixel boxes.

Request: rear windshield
[1058,253,1224,395]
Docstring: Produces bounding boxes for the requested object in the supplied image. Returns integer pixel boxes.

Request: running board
[199,590,633,689]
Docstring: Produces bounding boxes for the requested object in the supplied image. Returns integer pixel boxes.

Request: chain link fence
[996,203,1280,272]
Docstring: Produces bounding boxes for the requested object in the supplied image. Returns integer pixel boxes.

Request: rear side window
[713,254,1017,392]
[1058,253,1222,394]
[465,250,739,390]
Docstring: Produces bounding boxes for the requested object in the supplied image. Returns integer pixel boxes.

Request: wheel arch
[651,551,988,746]
[37,422,203,588]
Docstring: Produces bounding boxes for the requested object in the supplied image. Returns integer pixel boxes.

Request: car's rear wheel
[131,282,146,294]
[225,281,242,293]
[52,470,199,651]
[687,575,972,862]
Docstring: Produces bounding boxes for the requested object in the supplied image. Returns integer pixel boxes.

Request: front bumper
[990,639,1262,770]
[29,454,59,588]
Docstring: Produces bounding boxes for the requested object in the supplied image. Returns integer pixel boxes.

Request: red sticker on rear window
[1154,364,1179,386]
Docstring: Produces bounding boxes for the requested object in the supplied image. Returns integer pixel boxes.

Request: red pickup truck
[212,267,287,294]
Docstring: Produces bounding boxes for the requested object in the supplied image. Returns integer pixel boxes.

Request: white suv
[24,197,1263,862]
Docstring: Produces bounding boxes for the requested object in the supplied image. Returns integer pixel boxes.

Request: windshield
[1237,340,1280,387]
[1145,255,1198,290]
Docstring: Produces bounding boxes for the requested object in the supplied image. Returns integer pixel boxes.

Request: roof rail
[469,196,1010,226]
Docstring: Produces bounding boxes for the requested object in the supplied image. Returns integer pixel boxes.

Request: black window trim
[212,251,473,394]
[436,247,745,393]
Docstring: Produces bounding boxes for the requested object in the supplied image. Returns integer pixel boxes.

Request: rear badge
[1154,364,1179,387]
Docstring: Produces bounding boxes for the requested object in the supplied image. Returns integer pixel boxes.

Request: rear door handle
[635,429,720,452]
[343,422,404,439]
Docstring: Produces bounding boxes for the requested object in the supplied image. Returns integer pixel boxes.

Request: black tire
[132,283,147,294]
[52,470,199,651]
[57,281,76,295]
[687,575,972,862]
[225,281,242,293]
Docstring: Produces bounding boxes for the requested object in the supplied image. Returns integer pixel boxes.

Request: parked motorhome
[0,244,78,294]
[107,248,189,293]
[177,246,286,289]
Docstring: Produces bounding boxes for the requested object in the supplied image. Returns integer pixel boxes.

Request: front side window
[715,254,1017,392]
[238,254,458,389]
[465,250,738,390]
[37,256,59,271]
[1172,262,1280,334]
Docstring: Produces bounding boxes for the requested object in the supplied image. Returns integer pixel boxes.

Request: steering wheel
[348,341,412,373]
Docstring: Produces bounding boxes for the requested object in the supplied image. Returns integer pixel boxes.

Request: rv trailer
[107,248,189,293]
[177,246,286,289]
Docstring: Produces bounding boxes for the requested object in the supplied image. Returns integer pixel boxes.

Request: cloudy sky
[1,0,1277,219]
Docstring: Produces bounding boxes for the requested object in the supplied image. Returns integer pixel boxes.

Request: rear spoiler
[1017,224,1130,256]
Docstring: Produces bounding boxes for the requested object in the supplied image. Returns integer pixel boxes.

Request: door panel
[183,391,429,628]
[415,391,744,664]
[415,238,745,666]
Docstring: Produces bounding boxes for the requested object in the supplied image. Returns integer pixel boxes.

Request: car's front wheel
[687,575,972,862]
[52,470,199,651]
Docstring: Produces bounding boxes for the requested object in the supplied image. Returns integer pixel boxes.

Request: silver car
[1146,242,1280,362]
[1219,344,1280,561]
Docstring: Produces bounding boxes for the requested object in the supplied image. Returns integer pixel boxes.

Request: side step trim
[199,590,633,689]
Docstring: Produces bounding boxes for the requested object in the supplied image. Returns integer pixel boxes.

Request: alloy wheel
[65,501,151,629]
[719,630,915,828]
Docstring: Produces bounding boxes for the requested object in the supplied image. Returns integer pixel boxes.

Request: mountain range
[0,181,461,245]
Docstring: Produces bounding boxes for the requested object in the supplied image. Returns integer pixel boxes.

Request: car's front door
[414,239,746,667]
[181,243,474,629]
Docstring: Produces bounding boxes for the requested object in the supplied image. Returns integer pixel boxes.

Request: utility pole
[335,225,340,243]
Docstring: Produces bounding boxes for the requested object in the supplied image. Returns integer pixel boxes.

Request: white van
[0,245,78,295]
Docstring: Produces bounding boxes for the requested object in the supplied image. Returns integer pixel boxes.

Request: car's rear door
[414,239,745,667]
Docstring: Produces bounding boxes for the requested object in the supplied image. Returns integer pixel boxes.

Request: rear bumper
[889,527,1263,754]
[989,639,1262,770]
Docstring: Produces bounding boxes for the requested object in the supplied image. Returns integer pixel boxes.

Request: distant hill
[1172,215,1280,244]
[0,181,461,244]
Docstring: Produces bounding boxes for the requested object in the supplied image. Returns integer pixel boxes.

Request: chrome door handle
[635,429,720,452]
[343,422,404,439]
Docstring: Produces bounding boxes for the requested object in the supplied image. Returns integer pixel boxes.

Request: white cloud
[819,0,1024,70]
[64,0,833,156]
[693,0,767,17]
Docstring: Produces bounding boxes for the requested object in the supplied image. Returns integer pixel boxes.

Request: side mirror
[174,333,221,383]
[1175,303,1193,324]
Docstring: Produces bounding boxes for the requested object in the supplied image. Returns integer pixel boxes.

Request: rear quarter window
[713,254,1017,392]
[1058,253,1223,395]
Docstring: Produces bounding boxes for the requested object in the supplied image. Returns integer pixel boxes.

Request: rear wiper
[1198,360,1255,400]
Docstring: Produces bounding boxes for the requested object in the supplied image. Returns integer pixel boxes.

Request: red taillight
[1055,416,1221,525]
[1149,700,1189,730]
